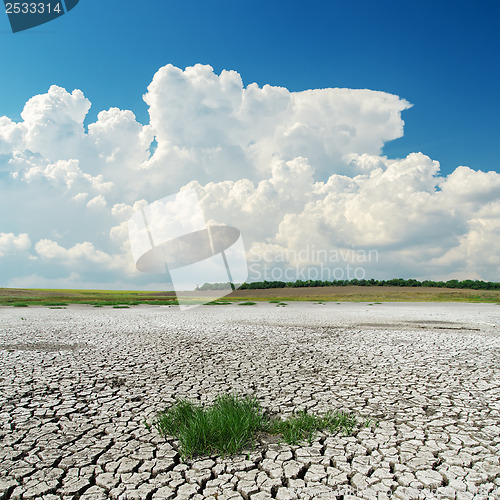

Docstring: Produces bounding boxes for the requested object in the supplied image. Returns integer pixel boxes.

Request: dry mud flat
[0,302,499,500]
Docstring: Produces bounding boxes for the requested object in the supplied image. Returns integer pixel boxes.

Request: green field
[0,288,178,307]
[0,285,499,306]
[227,285,500,303]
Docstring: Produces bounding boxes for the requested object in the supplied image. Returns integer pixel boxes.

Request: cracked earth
[0,302,499,500]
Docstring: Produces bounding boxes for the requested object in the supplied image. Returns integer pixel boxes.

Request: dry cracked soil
[0,301,499,500]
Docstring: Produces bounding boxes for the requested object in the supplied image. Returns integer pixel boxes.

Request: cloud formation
[142,64,411,184]
[0,63,498,287]
[0,233,31,257]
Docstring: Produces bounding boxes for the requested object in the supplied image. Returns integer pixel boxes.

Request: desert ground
[0,302,499,499]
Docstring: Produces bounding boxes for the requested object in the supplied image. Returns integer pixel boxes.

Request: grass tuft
[153,394,359,459]
[155,394,265,458]
[12,303,28,307]
[269,409,357,445]
[238,301,257,306]
[363,418,380,428]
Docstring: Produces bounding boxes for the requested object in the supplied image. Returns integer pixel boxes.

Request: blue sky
[0,0,499,288]
[1,0,499,174]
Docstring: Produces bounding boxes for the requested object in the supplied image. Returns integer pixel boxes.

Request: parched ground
[0,302,499,500]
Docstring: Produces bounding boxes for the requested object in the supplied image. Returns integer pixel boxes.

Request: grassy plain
[0,288,177,307]
[0,285,499,306]
[227,285,500,303]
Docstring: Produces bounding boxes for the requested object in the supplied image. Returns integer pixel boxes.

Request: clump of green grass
[269,300,281,303]
[12,303,28,307]
[239,301,256,306]
[207,300,232,305]
[275,302,287,307]
[112,305,130,309]
[269,409,357,445]
[363,418,380,428]
[49,306,66,309]
[154,394,266,458]
[153,394,359,459]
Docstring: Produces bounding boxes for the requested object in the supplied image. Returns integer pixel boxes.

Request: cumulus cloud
[440,166,500,204]
[20,86,90,161]
[190,152,500,281]
[35,239,109,262]
[0,63,498,287]
[21,158,113,193]
[86,194,107,209]
[142,64,411,185]
[0,233,31,257]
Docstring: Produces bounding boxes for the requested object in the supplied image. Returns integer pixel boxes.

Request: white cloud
[73,192,89,202]
[142,64,412,185]
[35,239,112,265]
[0,63,499,287]
[439,166,500,204]
[0,233,31,257]
[33,238,136,280]
[87,194,107,209]
[21,158,113,193]
[0,117,24,154]
[190,151,500,280]
[20,86,91,161]
[111,199,148,220]
[88,108,153,166]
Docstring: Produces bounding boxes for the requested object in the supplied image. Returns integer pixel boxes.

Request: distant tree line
[197,278,500,291]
